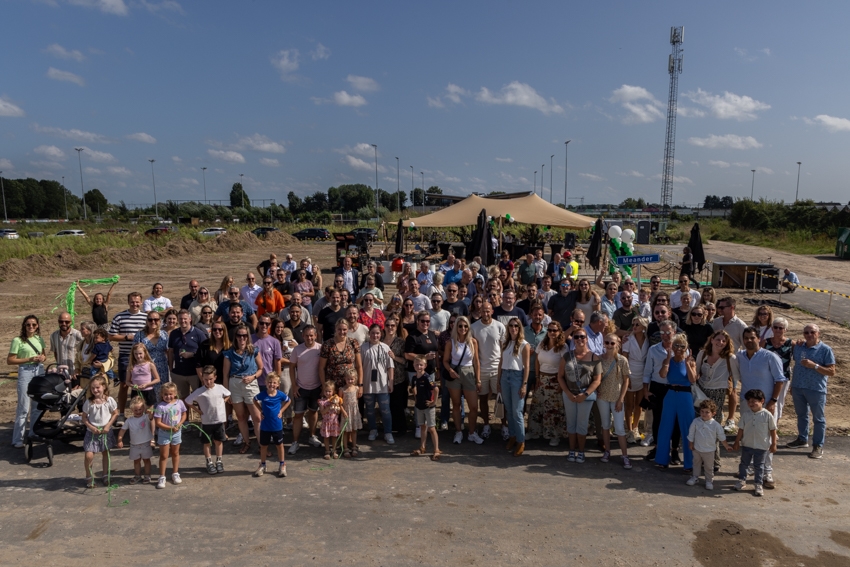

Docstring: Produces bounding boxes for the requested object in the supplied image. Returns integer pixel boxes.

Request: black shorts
[259,429,284,446]
[130,388,158,407]
[201,422,226,443]
[294,386,322,413]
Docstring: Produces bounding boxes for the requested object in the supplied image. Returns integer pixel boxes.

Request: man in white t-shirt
[407,278,433,313]
[428,292,451,333]
[471,302,505,440]
[670,275,701,318]
[288,326,323,454]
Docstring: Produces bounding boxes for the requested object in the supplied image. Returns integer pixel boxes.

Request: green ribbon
[55,276,121,326]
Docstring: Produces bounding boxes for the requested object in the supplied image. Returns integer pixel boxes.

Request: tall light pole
[148,159,159,219]
[62,175,68,220]
[371,144,379,216]
[550,155,554,203]
[395,157,400,212]
[75,147,87,220]
[0,171,6,222]
[239,173,244,208]
[795,161,802,202]
[541,164,545,198]
[750,169,756,200]
[564,140,571,207]
[534,171,537,194]
[410,165,414,208]
[201,167,207,204]
[420,171,424,213]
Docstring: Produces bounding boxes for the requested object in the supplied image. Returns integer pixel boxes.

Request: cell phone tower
[660,26,684,214]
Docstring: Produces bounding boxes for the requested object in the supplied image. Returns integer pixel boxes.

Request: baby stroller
[25,365,88,466]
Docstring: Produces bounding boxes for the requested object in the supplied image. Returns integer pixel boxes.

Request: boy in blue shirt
[253,373,291,478]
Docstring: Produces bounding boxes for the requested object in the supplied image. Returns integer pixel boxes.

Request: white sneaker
[705,481,714,490]
[734,479,746,491]
[468,432,484,445]
[724,419,737,434]
[501,427,510,441]
[288,441,300,455]
[640,434,653,447]
[754,484,764,497]
[302,417,309,428]
[686,476,698,486]
[172,472,182,485]
[156,476,166,489]
[233,433,244,446]
[481,425,492,439]
[549,437,560,447]
[453,431,463,444]
[626,430,636,444]
[439,421,448,431]
[308,435,322,448]
[368,429,378,441]
[384,433,395,445]
[414,428,421,439]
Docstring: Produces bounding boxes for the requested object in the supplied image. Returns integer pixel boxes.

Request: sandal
[343,450,352,458]
[239,442,251,454]
[351,447,359,457]
[129,475,142,485]
[85,477,96,489]
[410,448,426,456]
[323,451,331,460]
[431,451,442,461]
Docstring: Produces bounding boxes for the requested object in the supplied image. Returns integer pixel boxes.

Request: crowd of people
[7,249,836,495]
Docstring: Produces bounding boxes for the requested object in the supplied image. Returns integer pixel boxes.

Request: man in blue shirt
[444,259,463,285]
[214,287,257,328]
[781,268,800,292]
[787,324,836,459]
[736,326,785,488]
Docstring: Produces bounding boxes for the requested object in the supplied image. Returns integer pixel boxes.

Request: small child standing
[126,343,161,408]
[340,369,362,458]
[252,372,291,477]
[638,288,652,319]
[318,381,347,460]
[185,366,230,475]
[81,374,119,488]
[732,389,777,497]
[410,356,441,461]
[153,383,187,489]
[687,399,731,490]
[117,397,154,484]
[85,329,115,380]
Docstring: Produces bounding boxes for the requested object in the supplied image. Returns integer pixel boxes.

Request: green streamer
[58,276,120,326]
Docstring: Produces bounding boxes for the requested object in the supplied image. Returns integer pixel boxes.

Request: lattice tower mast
[660,26,684,212]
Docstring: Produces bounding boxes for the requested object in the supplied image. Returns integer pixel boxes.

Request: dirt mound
[0,230,303,282]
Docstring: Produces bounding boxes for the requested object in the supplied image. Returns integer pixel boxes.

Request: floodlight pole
[395,157,400,212]
[550,154,554,203]
[75,147,87,220]
[201,167,207,204]
[149,159,158,218]
[62,175,68,220]
[372,144,379,215]
[564,140,571,206]
[750,169,756,200]
[795,162,802,202]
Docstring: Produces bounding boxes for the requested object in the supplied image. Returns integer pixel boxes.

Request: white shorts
[478,371,499,396]
[129,443,153,461]
[229,378,260,404]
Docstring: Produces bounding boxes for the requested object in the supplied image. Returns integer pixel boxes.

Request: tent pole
[499,217,504,256]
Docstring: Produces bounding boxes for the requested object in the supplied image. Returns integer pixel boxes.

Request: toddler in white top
[687,399,731,489]
[117,397,155,484]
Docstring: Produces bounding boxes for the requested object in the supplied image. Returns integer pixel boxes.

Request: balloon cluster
[607,225,636,275]
[505,213,514,223]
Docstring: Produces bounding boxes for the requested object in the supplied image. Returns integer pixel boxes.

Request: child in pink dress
[318,381,347,460]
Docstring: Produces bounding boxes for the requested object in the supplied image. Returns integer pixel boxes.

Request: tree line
[0,176,109,219]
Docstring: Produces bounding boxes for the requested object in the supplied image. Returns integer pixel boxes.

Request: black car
[144,226,175,237]
[350,227,378,241]
[252,227,279,238]
[292,228,331,241]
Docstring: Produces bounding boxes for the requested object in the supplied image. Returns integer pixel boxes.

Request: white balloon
[608,225,622,239]
[621,228,635,243]
[409,222,415,228]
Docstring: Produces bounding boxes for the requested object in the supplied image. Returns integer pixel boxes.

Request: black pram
[25,366,88,466]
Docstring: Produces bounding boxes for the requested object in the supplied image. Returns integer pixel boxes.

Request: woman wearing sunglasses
[528,322,569,446]
[223,324,263,454]
[557,327,601,463]
[9,315,46,448]
[189,287,218,327]
[654,334,697,471]
[132,311,170,401]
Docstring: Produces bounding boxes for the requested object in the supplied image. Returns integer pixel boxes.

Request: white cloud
[426,96,445,108]
[83,166,101,175]
[760,48,771,56]
[344,155,386,173]
[271,49,300,81]
[617,170,645,178]
[687,134,762,150]
[34,145,66,160]
[47,67,85,86]
[609,85,664,124]
[709,160,731,168]
[677,106,706,118]
[207,149,245,164]
[476,81,563,115]
[811,114,850,133]
[127,132,156,144]
[733,162,750,167]
[445,84,469,104]
[494,157,513,163]
[44,43,85,62]
[346,75,379,92]
[311,43,331,60]
[67,0,129,16]
[180,177,200,185]
[107,166,132,175]
[443,176,461,183]
[0,98,25,117]
[334,143,375,157]
[333,91,367,107]
[579,173,606,182]
[0,158,13,169]
[684,89,770,121]
[78,147,116,163]
[30,160,65,170]
[140,0,184,14]
[171,156,182,163]
[469,177,486,184]
[259,158,280,167]
[650,173,694,185]
[235,134,286,153]
[755,167,774,175]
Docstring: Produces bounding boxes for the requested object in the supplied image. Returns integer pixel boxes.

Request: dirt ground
[1,236,850,565]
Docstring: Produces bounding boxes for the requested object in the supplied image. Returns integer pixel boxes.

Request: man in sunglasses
[180,280,201,310]
[642,320,681,462]
[108,292,148,422]
[472,302,506,439]
[442,284,468,317]
[168,310,208,405]
[50,312,82,376]
[273,269,292,303]
[241,273,263,307]
[788,324,835,460]
[547,278,579,330]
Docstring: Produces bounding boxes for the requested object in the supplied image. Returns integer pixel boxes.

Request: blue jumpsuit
[654,358,694,469]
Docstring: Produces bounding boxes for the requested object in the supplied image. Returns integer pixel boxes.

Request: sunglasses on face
[364,299,373,303]
[202,311,213,315]
[673,344,687,350]
[803,331,817,335]
[229,292,239,296]
[772,325,784,330]
[264,281,273,285]
[660,331,672,335]
[419,319,431,323]
[508,324,520,328]
[212,328,224,333]
[573,335,587,340]
[691,312,704,317]
[603,341,617,346]
[236,335,249,339]
[258,322,271,326]
[147,318,160,323]
[199,291,209,295]
[59,320,71,324]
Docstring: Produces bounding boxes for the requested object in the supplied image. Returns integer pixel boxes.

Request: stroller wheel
[24,440,33,463]
[46,443,54,467]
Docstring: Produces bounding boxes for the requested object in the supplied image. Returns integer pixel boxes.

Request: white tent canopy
[403,193,595,229]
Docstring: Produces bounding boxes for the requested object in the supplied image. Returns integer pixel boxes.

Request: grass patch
[671,218,835,255]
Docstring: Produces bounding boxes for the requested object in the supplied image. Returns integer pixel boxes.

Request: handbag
[692,383,709,407]
[494,393,505,419]
[447,342,468,381]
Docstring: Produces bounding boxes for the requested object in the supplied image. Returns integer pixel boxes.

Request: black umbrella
[586,218,604,270]
[394,219,405,255]
[688,222,706,273]
[467,209,495,266]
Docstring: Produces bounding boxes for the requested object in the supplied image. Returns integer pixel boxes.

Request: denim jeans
[739,446,767,485]
[562,393,594,435]
[596,399,626,436]
[500,369,525,443]
[13,364,44,445]
[791,387,827,447]
[363,393,392,434]
[739,401,774,475]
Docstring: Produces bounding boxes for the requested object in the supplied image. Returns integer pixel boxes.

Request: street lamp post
[420,171,424,213]
[149,159,159,219]
[564,141,571,206]
[0,171,6,222]
[795,162,802,202]
[541,164,545,198]
[75,147,87,220]
[395,157,400,212]
[534,171,537,194]
[550,155,554,203]
[750,169,756,200]
[371,144,379,217]
[410,165,414,208]
[62,175,68,220]
[201,167,207,204]
[239,174,244,208]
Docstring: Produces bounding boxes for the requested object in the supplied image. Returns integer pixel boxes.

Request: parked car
[55,230,86,237]
[252,227,279,238]
[350,227,378,241]
[144,227,175,237]
[199,227,227,237]
[0,229,20,239]
[292,228,331,241]
[100,228,130,234]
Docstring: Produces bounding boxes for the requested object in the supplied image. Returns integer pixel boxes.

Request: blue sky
[2,0,850,210]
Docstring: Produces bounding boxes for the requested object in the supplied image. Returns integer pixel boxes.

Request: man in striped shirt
[108,292,148,424]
